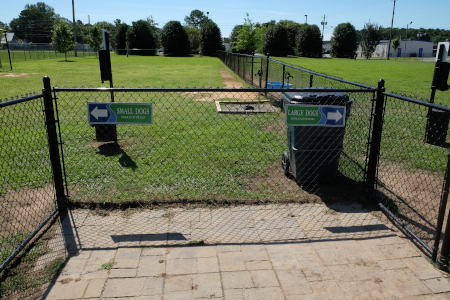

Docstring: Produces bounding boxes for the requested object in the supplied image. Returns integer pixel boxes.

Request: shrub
[330,23,358,58]
[262,24,290,56]
[126,20,156,56]
[161,21,190,56]
[114,23,129,55]
[200,20,224,56]
[295,24,322,58]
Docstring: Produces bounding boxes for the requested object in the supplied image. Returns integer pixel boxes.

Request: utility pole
[387,0,397,60]
[72,0,77,57]
[304,15,307,24]
[405,21,412,57]
[321,15,327,40]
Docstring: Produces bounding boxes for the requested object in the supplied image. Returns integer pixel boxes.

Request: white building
[357,40,434,58]
[0,32,18,45]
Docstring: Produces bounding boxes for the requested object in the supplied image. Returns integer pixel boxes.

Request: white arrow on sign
[91,106,109,120]
[327,110,343,122]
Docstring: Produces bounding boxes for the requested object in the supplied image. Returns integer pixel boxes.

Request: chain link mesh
[0,95,66,299]
[54,88,373,206]
[375,95,450,253]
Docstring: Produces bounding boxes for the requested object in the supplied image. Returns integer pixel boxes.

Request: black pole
[365,79,386,194]
[425,44,446,142]
[282,65,286,87]
[3,32,12,70]
[309,74,314,88]
[265,53,270,88]
[43,76,67,215]
[434,153,450,262]
[251,52,254,87]
[72,0,77,57]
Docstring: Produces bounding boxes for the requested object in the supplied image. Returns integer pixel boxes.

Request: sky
[1,0,449,40]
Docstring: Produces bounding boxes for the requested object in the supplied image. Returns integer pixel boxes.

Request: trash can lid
[282,89,350,105]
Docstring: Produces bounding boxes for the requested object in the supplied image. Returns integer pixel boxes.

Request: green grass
[273,56,450,106]
[1,54,225,99]
[1,54,448,206]
[101,260,116,270]
[0,232,62,300]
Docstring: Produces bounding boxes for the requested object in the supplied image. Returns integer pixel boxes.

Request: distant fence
[0,43,96,64]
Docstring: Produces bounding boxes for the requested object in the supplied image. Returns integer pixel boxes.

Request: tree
[184,26,200,53]
[392,37,400,59]
[52,22,75,61]
[261,24,290,56]
[10,2,59,43]
[200,20,224,56]
[161,21,190,56]
[295,24,322,58]
[229,25,243,53]
[277,20,301,55]
[95,21,115,48]
[114,23,129,55]
[360,22,383,59]
[0,21,9,31]
[146,15,161,48]
[184,10,207,28]
[231,14,263,54]
[330,22,358,58]
[87,24,103,56]
[126,20,156,55]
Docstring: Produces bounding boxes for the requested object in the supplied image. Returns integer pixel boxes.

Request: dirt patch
[262,120,286,135]
[0,73,37,78]
[191,68,260,102]
[241,164,323,203]
[220,69,244,89]
[0,184,56,236]
[368,161,448,255]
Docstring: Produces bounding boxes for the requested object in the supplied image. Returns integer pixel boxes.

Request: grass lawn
[1,54,448,202]
[1,54,226,99]
[273,56,450,106]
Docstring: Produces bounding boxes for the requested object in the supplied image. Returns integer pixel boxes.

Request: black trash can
[281,90,352,183]
[426,108,450,146]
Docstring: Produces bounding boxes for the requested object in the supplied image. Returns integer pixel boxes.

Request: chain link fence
[0,93,67,299]
[52,87,374,206]
[374,92,450,259]
[217,51,450,263]
[0,48,96,64]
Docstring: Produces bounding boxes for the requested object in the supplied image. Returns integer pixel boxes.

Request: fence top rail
[0,93,44,108]
[383,91,450,112]
[53,87,375,93]
[268,57,376,90]
[216,51,376,90]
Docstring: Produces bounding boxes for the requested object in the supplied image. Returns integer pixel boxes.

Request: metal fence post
[43,76,67,215]
[251,52,254,87]
[282,65,286,87]
[309,74,314,88]
[265,53,270,88]
[237,55,240,77]
[434,154,450,263]
[365,79,386,194]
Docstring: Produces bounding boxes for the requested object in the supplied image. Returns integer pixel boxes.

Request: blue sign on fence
[87,102,153,125]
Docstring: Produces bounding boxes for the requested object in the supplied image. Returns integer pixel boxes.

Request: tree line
[2,2,450,59]
[1,3,224,58]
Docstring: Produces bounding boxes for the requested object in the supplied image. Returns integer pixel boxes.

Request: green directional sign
[285,104,346,127]
[88,102,153,125]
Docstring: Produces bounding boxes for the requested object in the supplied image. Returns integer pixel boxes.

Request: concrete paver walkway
[43,203,450,299]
